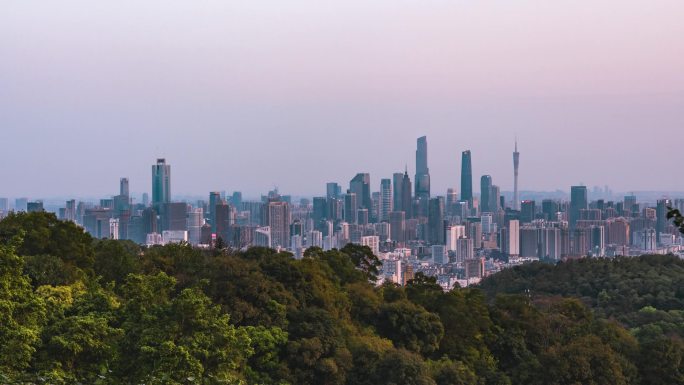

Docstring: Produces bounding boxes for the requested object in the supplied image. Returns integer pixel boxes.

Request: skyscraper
[120,177,130,197]
[266,201,291,249]
[428,197,445,245]
[152,158,171,208]
[656,199,671,243]
[380,178,393,222]
[401,170,413,219]
[513,140,520,210]
[461,151,473,205]
[393,173,404,212]
[480,175,492,213]
[415,136,430,216]
[570,186,588,230]
[350,173,371,211]
[326,182,341,200]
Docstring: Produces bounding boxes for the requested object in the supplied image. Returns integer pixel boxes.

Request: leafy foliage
[1,212,684,384]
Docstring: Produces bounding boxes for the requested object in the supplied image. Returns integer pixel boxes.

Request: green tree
[0,239,46,376]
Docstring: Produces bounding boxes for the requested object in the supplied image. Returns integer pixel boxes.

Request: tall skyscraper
[350,173,371,211]
[460,151,473,205]
[344,192,357,223]
[513,140,520,210]
[326,182,341,200]
[480,175,492,213]
[380,178,393,222]
[401,170,413,219]
[414,136,430,216]
[209,191,222,234]
[570,186,588,230]
[152,158,171,208]
[393,173,404,212]
[120,177,130,197]
[656,199,671,243]
[266,201,291,249]
[428,197,445,245]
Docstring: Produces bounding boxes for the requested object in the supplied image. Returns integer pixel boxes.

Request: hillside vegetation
[0,212,683,384]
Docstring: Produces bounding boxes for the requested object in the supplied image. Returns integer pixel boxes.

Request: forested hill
[1,212,683,385]
[478,255,684,330]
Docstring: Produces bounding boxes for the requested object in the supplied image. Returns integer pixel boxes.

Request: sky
[1,0,683,199]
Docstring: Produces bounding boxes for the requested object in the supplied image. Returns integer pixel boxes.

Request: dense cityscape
[3,136,682,290]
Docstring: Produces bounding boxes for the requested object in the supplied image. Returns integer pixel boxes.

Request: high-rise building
[187,208,203,245]
[461,151,473,205]
[0,198,8,213]
[401,170,413,219]
[380,179,393,222]
[209,191,222,233]
[350,173,371,211]
[215,203,235,242]
[27,201,44,212]
[326,183,341,200]
[162,202,188,232]
[389,211,406,244]
[490,185,501,213]
[312,197,328,224]
[393,173,404,212]
[519,226,538,258]
[542,199,560,221]
[120,177,130,197]
[656,199,671,243]
[266,201,291,249]
[344,193,357,223]
[428,197,445,245]
[152,158,171,208]
[446,188,459,217]
[520,200,536,223]
[15,198,27,212]
[415,136,431,217]
[569,186,588,230]
[503,219,520,258]
[480,175,492,213]
[513,140,520,210]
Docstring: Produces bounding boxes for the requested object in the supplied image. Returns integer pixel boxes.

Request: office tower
[349,173,371,210]
[656,199,671,242]
[489,185,501,214]
[455,238,474,263]
[142,207,158,236]
[467,221,482,249]
[428,197,445,245]
[446,188,459,216]
[152,158,171,208]
[461,151,473,205]
[446,225,467,251]
[312,197,328,224]
[209,192,222,233]
[414,136,431,217]
[542,199,560,221]
[187,208,203,245]
[480,175,492,213]
[481,213,494,234]
[569,186,588,230]
[162,202,188,232]
[513,140,520,210]
[266,201,291,249]
[520,200,536,223]
[389,211,406,244]
[142,193,149,207]
[380,179,393,222]
[357,208,369,225]
[326,182,341,200]
[231,192,243,209]
[27,201,44,212]
[327,198,342,222]
[401,170,413,219]
[431,245,447,264]
[393,173,404,212]
[371,191,380,223]
[15,198,27,212]
[215,203,235,242]
[64,199,76,222]
[120,177,130,197]
[623,195,638,216]
[344,193,357,223]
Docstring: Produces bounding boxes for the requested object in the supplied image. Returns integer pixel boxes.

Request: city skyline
[1,1,683,197]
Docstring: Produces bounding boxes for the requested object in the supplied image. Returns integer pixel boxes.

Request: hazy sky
[1,0,683,199]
